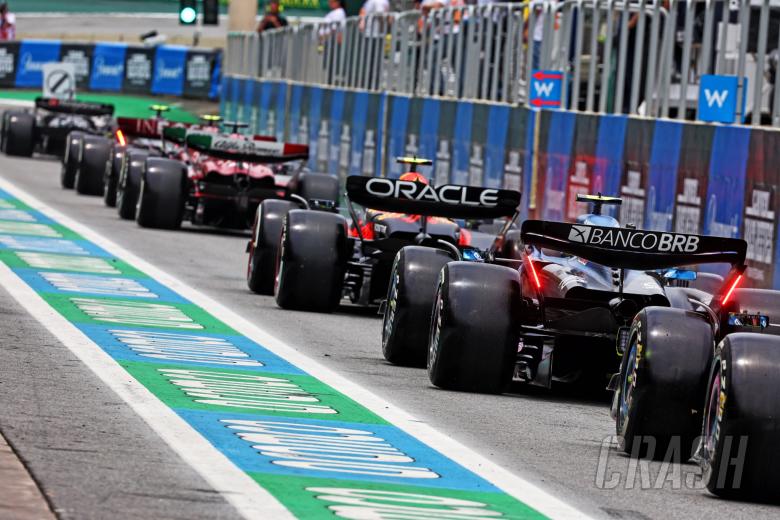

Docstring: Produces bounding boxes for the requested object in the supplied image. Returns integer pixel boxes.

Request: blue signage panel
[151,45,187,96]
[698,74,746,124]
[529,69,564,109]
[89,43,127,92]
[15,40,62,87]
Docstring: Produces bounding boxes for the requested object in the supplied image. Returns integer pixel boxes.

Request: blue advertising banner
[646,120,682,231]
[451,102,473,185]
[704,126,750,239]
[327,89,345,177]
[15,40,61,88]
[591,114,628,216]
[307,87,324,171]
[89,43,127,92]
[274,82,287,141]
[386,95,410,179]
[288,84,304,143]
[483,105,510,189]
[151,45,187,96]
[418,98,440,165]
[240,78,255,129]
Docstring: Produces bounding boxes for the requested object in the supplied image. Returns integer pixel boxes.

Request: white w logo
[704,89,729,108]
[533,81,554,97]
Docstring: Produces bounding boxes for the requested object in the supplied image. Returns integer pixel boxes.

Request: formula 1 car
[246,157,521,332]
[131,130,338,231]
[1,97,114,163]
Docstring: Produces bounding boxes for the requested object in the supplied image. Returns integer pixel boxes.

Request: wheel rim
[381,269,399,348]
[702,365,722,464]
[428,289,443,370]
[617,335,638,433]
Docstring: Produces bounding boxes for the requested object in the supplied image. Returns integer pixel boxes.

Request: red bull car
[245,158,522,353]
[131,130,338,231]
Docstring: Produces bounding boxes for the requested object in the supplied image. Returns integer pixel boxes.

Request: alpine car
[246,157,522,339]
[130,130,338,231]
[1,97,115,161]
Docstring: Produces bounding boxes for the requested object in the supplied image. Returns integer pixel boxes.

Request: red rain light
[721,274,743,305]
[526,254,542,290]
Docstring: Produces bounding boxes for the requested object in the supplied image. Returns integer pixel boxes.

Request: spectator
[320,0,347,39]
[359,0,390,89]
[256,0,288,33]
[0,2,15,41]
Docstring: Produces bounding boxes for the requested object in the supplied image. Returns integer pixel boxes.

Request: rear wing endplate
[521,220,747,270]
[346,176,521,219]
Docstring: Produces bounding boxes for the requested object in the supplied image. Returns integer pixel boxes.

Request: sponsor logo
[568,225,700,253]
[126,53,151,81]
[94,55,124,78]
[20,52,46,73]
[0,48,14,75]
[156,59,183,80]
[364,178,499,207]
[186,55,211,82]
[209,137,283,157]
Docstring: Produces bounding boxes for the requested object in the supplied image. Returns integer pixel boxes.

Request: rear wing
[35,97,114,117]
[346,176,521,219]
[185,132,308,163]
[117,117,183,139]
[521,220,747,270]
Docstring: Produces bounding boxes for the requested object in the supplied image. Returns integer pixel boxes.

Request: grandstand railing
[227,0,780,127]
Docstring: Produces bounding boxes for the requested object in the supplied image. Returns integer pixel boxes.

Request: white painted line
[0,176,595,520]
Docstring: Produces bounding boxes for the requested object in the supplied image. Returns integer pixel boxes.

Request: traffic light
[203,0,219,25]
[179,0,197,25]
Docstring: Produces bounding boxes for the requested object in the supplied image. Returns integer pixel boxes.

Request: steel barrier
[229,0,780,128]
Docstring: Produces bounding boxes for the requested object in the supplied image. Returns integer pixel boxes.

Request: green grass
[0,90,201,123]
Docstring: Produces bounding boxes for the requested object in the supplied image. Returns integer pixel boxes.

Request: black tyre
[61,131,85,189]
[614,307,713,460]
[5,111,34,157]
[75,135,111,196]
[382,246,454,367]
[700,333,780,501]
[117,149,149,220]
[289,172,340,204]
[275,210,348,312]
[247,199,299,295]
[427,262,521,393]
[136,158,187,230]
[104,145,124,207]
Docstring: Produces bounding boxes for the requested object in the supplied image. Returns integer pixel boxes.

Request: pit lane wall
[222,76,780,291]
[0,40,221,100]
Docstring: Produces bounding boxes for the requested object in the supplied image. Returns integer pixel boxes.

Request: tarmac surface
[0,149,779,519]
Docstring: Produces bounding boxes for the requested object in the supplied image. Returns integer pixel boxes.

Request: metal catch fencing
[227,0,780,127]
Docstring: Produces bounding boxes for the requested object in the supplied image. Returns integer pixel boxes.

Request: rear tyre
[75,136,110,196]
[247,199,299,295]
[104,145,124,207]
[136,158,187,230]
[290,172,340,204]
[382,246,453,367]
[427,262,521,393]
[117,149,149,220]
[700,334,780,501]
[5,111,35,157]
[614,307,713,460]
[275,210,348,312]
[61,131,85,189]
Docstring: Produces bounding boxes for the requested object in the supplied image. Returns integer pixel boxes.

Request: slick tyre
[290,172,340,204]
[104,146,125,207]
[275,210,348,312]
[700,334,780,501]
[136,158,187,230]
[427,262,522,393]
[247,199,299,295]
[75,136,111,196]
[382,246,453,367]
[615,307,713,460]
[5,111,34,157]
[117,149,149,220]
[61,131,85,189]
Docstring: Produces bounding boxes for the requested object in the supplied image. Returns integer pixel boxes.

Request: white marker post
[42,62,76,100]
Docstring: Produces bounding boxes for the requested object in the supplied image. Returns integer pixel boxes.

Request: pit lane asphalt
[0,152,778,520]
